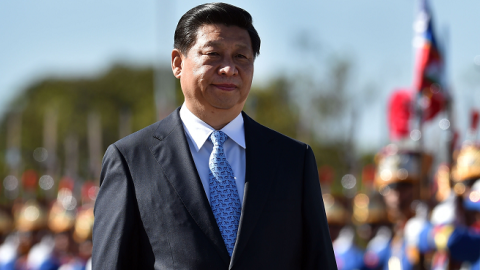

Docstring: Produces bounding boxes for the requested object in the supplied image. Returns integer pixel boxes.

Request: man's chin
[209,105,240,114]
[208,99,244,112]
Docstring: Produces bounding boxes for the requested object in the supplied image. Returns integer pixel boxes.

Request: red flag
[421,90,446,121]
[388,89,413,140]
[471,109,479,132]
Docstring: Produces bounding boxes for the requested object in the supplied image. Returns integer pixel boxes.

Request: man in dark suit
[92,3,337,269]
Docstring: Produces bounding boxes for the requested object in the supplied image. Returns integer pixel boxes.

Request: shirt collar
[179,104,246,152]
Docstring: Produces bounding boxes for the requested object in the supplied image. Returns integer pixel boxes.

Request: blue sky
[1,0,479,151]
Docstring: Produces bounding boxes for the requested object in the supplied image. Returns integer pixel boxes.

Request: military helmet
[323,193,349,225]
[73,206,94,242]
[16,200,47,232]
[48,202,76,233]
[452,144,480,183]
[353,193,389,224]
[374,144,430,191]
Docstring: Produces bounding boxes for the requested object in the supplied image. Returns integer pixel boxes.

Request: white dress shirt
[179,104,246,206]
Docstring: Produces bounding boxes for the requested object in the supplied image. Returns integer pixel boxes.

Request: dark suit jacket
[92,108,337,270]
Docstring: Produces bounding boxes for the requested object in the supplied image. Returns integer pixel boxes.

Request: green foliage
[245,77,299,139]
[1,65,156,180]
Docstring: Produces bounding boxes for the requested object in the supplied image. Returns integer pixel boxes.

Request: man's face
[173,24,254,115]
[383,183,415,219]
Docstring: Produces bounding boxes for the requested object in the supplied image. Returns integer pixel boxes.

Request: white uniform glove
[405,202,428,247]
[430,194,456,226]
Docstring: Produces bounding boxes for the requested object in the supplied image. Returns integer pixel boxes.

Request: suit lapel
[229,112,277,268]
[149,109,230,265]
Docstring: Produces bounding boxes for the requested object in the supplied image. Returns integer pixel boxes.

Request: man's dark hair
[174,2,260,58]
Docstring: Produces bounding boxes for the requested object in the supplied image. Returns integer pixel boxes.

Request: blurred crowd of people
[2,140,479,270]
[1,134,479,270]
[0,177,94,270]
[325,140,480,270]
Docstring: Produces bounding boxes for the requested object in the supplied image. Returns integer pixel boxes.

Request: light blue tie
[208,130,242,256]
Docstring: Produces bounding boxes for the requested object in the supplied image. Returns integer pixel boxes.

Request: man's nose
[218,58,238,76]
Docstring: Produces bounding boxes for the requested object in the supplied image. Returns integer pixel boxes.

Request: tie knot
[209,130,228,146]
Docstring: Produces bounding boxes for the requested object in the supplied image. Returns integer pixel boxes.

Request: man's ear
[171,49,184,79]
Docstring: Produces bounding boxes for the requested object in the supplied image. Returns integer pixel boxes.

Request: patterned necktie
[208,130,242,256]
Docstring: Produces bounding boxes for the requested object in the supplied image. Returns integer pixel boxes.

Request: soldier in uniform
[0,209,13,245]
[24,177,77,270]
[14,200,49,270]
[373,145,430,270]
[59,181,96,270]
[58,205,94,270]
[414,144,480,270]
[324,193,365,270]
[355,193,392,270]
[48,178,78,267]
[323,193,349,241]
[0,210,15,270]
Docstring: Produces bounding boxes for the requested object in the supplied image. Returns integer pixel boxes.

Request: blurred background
[0,0,479,266]
[1,0,479,195]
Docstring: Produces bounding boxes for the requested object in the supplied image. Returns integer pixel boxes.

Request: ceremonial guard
[415,144,480,270]
[14,200,49,270]
[324,193,365,270]
[58,181,96,270]
[24,177,80,270]
[0,215,16,270]
[50,178,78,265]
[355,193,392,270]
[58,205,94,270]
[323,193,349,241]
[0,209,13,244]
[0,207,14,269]
[0,234,17,270]
[372,145,431,270]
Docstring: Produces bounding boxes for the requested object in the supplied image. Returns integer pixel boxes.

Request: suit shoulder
[252,119,310,151]
[112,121,159,151]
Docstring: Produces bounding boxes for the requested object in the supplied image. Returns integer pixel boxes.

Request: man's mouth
[213,84,237,91]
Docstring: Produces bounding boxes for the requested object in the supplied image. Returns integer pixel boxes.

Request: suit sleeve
[301,146,338,270]
[92,144,139,269]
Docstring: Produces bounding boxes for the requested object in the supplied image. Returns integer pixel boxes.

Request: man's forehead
[195,24,251,45]
[201,40,251,50]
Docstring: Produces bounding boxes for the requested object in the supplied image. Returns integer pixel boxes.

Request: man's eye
[236,54,247,59]
[207,52,219,56]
